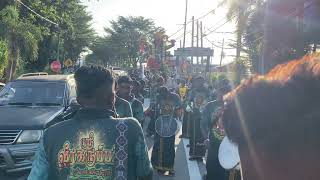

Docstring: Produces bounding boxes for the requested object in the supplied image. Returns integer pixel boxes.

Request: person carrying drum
[189,88,210,161]
[146,76,166,136]
[201,80,232,180]
[181,76,206,139]
[151,86,181,176]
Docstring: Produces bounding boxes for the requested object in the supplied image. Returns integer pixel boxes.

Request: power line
[204,36,234,49]
[204,13,237,37]
[16,0,58,26]
[168,0,226,38]
[169,27,185,38]
[194,0,226,21]
[175,31,191,41]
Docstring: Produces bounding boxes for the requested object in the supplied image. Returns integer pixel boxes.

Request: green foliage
[0,5,42,81]
[0,40,8,76]
[89,16,164,68]
[225,0,265,77]
[243,1,265,73]
[0,0,95,78]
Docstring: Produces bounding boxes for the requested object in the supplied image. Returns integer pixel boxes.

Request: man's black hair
[117,76,132,85]
[74,66,113,98]
[139,79,145,86]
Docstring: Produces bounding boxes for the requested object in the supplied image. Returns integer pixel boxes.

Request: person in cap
[28,66,152,180]
[222,54,320,180]
[117,76,144,126]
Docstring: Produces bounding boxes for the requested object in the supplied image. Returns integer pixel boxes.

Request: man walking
[117,76,144,126]
[151,86,181,176]
[28,66,152,180]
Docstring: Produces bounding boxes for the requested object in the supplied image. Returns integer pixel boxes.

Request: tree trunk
[236,7,244,83]
[5,36,19,82]
[236,8,243,60]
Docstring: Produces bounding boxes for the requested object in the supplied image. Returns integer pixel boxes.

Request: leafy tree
[0,6,42,81]
[225,0,253,59]
[20,0,95,72]
[224,0,265,77]
[243,1,265,73]
[99,16,164,68]
[86,37,116,66]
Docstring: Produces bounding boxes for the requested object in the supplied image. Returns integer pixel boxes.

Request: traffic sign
[64,59,73,67]
[51,60,61,73]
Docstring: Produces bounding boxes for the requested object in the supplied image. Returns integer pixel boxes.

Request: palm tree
[0,6,42,81]
[243,1,265,73]
[225,0,264,80]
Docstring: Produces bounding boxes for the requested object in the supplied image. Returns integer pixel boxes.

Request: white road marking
[182,139,202,180]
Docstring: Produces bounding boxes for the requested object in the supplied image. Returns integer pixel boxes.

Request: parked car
[0,83,4,91]
[0,74,79,173]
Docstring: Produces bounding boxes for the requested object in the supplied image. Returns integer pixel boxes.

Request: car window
[0,81,66,106]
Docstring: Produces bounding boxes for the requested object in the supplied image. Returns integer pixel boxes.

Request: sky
[82,0,236,65]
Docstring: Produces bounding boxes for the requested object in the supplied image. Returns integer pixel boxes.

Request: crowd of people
[28,53,320,180]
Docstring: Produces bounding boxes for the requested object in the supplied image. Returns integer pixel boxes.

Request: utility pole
[200,21,203,65]
[200,22,203,48]
[220,38,225,67]
[191,16,194,65]
[182,0,188,50]
[191,16,194,47]
[196,20,199,66]
[180,0,188,71]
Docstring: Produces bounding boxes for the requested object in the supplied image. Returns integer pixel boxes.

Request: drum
[155,115,179,137]
[218,136,240,170]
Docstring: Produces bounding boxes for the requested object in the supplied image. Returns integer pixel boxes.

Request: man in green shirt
[28,66,152,180]
[117,76,144,126]
[115,96,133,118]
